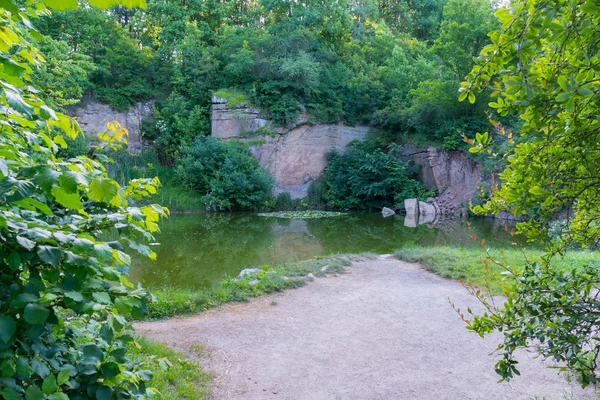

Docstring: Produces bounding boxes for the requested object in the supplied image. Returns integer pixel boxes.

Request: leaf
[57,369,70,387]
[64,291,84,302]
[95,386,113,400]
[89,178,118,203]
[468,91,476,104]
[0,157,8,177]
[48,394,69,400]
[31,358,51,378]
[17,235,36,250]
[3,87,33,116]
[555,92,572,102]
[25,386,44,400]
[54,135,68,149]
[82,344,104,362]
[0,316,16,344]
[51,186,83,210]
[23,304,50,325]
[34,169,60,191]
[37,246,62,266]
[42,375,57,395]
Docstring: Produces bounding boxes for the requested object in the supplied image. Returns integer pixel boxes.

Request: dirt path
[135,256,595,400]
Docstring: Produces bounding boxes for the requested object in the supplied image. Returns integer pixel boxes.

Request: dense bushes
[320,142,429,209]
[176,137,273,211]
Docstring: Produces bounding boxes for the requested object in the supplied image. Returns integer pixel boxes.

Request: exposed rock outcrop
[402,145,483,215]
[211,96,370,198]
[247,124,370,198]
[69,96,153,153]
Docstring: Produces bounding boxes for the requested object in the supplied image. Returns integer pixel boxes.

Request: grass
[213,89,249,107]
[258,210,347,219]
[143,255,372,320]
[149,184,205,212]
[394,246,600,295]
[131,336,212,399]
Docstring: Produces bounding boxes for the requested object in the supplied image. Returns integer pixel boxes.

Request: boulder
[419,201,436,216]
[381,207,396,217]
[404,199,418,216]
[234,268,261,280]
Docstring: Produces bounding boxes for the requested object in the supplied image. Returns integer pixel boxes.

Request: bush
[321,142,428,209]
[176,137,273,211]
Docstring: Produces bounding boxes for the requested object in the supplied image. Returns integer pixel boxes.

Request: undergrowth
[130,337,212,399]
[143,255,372,320]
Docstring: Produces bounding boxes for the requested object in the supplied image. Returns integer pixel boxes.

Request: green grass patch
[394,246,600,295]
[144,255,372,320]
[131,336,212,399]
[258,210,347,219]
[213,89,249,107]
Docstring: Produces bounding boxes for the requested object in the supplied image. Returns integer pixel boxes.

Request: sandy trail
[135,256,595,400]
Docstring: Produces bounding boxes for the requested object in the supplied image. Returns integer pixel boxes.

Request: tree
[0,1,169,399]
[460,0,600,385]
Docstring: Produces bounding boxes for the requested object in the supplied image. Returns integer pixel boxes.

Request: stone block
[404,199,418,216]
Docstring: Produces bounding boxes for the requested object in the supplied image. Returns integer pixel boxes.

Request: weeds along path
[134,256,594,400]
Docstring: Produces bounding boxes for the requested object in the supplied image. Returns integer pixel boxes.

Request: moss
[131,337,212,399]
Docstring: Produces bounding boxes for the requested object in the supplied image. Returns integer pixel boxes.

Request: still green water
[130,212,521,290]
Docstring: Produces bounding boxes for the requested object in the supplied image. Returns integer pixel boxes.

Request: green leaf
[48,394,69,400]
[10,293,39,308]
[555,92,572,102]
[17,235,36,250]
[3,87,33,116]
[34,169,60,191]
[64,291,84,302]
[57,369,70,387]
[31,358,51,378]
[25,386,44,400]
[24,304,50,325]
[0,316,16,343]
[89,178,118,203]
[83,344,104,362]
[92,292,111,304]
[0,157,8,177]
[37,246,62,266]
[95,386,113,400]
[51,186,83,210]
[42,375,57,395]
[468,91,476,104]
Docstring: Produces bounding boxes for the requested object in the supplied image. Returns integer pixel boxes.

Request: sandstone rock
[248,279,260,286]
[307,273,315,280]
[70,97,153,153]
[320,265,329,272]
[419,201,436,216]
[404,199,418,216]
[234,268,261,280]
[381,207,395,217]
[244,124,370,198]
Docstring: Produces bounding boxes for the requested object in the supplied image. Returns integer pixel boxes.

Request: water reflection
[130,212,522,290]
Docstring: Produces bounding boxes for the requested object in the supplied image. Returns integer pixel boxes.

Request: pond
[129,212,523,290]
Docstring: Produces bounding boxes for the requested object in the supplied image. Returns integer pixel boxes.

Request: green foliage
[176,137,273,211]
[0,1,176,399]
[460,0,600,385]
[129,337,212,399]
[31,36,95,109]
[321,142,428,209]
[213,89,249,107]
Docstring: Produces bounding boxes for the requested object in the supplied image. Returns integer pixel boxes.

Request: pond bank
[135,257,594,399]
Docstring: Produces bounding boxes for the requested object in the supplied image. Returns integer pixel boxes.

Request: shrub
[176,137,273,211]
[322,142,428,209]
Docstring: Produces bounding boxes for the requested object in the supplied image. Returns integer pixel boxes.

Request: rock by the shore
[381,207,396,217]
[234,268,261,280]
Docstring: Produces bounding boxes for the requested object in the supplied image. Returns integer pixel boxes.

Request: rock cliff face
[402,144,483,214]
[69,96,153,152]
[211,97,370,198]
